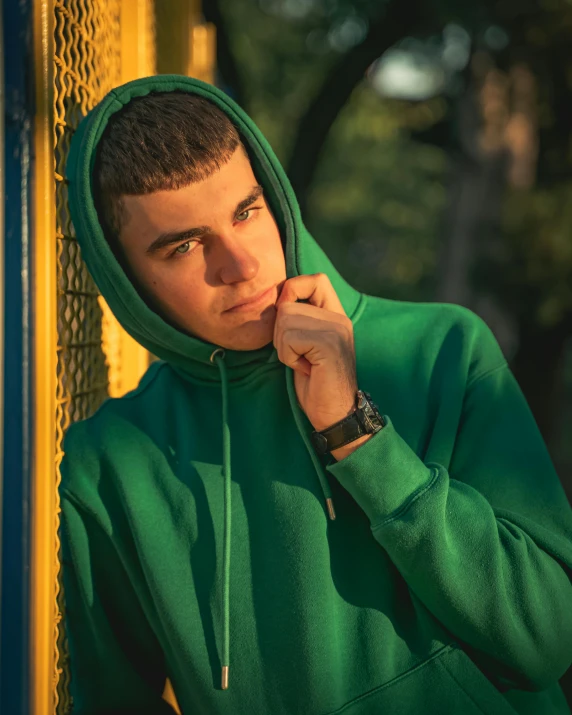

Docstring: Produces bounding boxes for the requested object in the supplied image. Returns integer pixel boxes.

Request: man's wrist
[330,433,374,462]
[311,390,384,459]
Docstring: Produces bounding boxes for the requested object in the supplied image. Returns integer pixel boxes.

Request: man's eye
[236,209,252,222]
[174,241,193,256]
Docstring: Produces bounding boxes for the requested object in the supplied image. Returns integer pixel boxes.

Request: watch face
[360,391,384,432]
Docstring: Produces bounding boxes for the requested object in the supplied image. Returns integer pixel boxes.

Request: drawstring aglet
[326,497,336,520]
[221,665,229,689]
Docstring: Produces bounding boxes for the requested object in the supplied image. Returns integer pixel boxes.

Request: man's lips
[224,285,276,313]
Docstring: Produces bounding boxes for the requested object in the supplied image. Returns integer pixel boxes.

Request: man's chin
[177,321,275,352]
[215,313,277,352]
[217,332,275,352]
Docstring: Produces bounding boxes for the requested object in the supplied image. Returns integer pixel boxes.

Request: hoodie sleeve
[59,449,177,714]
[326,319,572,693]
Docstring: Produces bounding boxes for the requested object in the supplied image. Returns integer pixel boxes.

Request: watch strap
[310,410,368,455]
[310,391,384,456]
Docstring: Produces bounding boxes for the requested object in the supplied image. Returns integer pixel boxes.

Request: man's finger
[272,304,350,360]
[276,273,346,317]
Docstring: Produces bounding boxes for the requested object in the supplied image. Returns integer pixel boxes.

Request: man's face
[118,147,287,351]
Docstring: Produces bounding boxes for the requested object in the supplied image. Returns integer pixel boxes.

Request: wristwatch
[310,390,384,456]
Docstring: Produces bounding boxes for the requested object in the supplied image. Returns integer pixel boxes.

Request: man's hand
[273,273,359,434]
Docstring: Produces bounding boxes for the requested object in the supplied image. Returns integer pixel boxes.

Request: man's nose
[217,235,259,284]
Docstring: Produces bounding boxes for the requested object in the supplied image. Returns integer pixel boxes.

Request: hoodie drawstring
[210,348,231,690]
[209,348,336,692]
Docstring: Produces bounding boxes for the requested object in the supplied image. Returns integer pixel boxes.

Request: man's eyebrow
[145,184,265,256]
[235,184,264,216]
[146,225,209,255]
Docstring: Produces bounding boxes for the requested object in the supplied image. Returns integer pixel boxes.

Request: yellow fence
[31,2,215,713]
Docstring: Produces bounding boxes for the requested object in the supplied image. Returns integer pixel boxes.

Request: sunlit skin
[117,146,287,351]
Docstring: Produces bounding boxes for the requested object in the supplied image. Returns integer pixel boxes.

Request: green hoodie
[60,75,572,715]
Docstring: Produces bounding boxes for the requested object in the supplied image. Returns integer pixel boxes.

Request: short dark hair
[92,91,244,246]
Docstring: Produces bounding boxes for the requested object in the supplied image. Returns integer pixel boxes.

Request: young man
[60,75,572,715]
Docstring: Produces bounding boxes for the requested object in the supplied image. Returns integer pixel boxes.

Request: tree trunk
[437,62,509,309]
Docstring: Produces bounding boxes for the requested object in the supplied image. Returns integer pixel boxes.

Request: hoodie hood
[66,74,363,690]
[65,74,362,384]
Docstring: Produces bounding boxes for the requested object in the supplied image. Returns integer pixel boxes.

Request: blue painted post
[1,0,34,713]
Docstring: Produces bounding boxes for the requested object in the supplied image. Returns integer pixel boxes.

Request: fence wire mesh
[52,1,155,710]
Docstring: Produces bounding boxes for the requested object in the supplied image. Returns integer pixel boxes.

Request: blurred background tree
[203,0,572,490]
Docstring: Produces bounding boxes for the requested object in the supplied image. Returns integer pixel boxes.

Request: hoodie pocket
[327,645,518,715]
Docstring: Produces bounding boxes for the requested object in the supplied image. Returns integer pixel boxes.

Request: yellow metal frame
[30,1,215,712]
[189,23,216,84]
[30,2,154,711]
[121,0,156,84]
[32,1,57,713]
